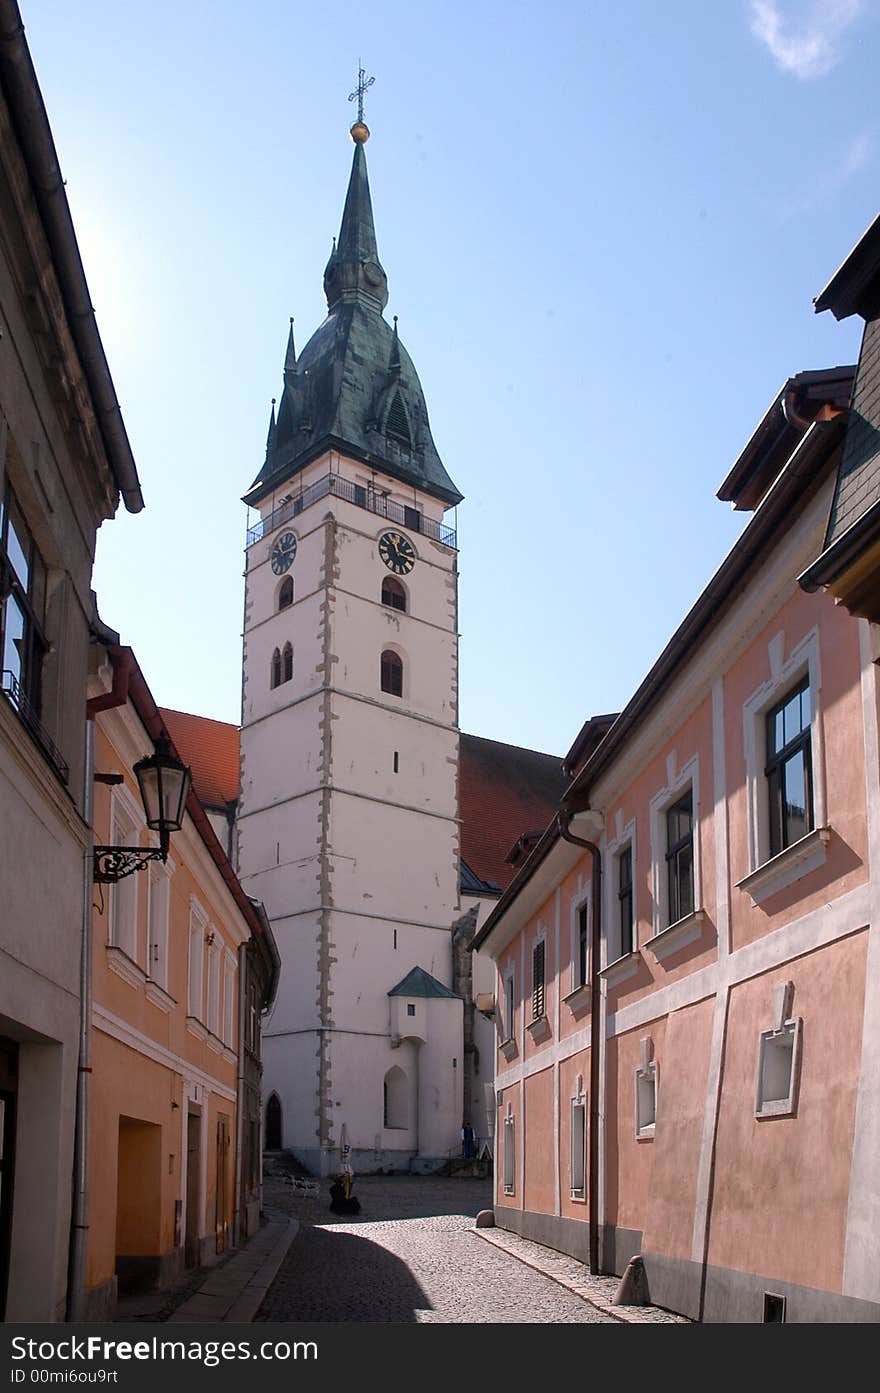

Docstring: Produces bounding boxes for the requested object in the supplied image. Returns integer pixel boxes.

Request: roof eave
[814,213,880,321]
[0,1,144,513]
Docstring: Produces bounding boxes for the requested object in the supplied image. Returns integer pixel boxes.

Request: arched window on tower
[278,576,293,610]
[282,642,293,684]
[270,647,282,689]
[383,1066,408,1129]
[381,577,406,613]
[381,649,403,698]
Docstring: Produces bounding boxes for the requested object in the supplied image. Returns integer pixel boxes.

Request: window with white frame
[617,845,634,956]
[531,938,546,1020]
[765,679,813,856]
[666,790,694,925]
[572,897,589,991]
[755,982,802,1118]
[635,1037,657,1139]
[207,940,220,1036]
[146,863,170,989]
[109,798,139,960]
[504,971,515,1043]
[503,1105,515,1194]
[741,630,825,891]
[605,814,638,963]
[650,757,700,936]
[570,1086,587,1199]
[188,905,206,1019]
[222,952,236,1047]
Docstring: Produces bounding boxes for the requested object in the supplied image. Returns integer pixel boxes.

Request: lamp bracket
[94,839,167,883]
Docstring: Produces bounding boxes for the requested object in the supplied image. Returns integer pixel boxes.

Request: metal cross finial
[348,63,375,124]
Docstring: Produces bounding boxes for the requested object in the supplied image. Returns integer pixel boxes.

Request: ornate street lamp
[93,736,192,883]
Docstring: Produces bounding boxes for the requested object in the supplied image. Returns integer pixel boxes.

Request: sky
[20,0,879,757]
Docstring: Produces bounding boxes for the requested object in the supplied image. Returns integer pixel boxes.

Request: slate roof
[823,319,880,549]
[459,733,566,893]
[388,966,460,999]
[244,138,462,510]
[159,707,239,811]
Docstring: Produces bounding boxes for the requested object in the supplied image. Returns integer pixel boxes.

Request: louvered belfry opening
[386,390,411,445]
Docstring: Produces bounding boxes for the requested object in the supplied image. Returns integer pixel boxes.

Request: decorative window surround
[206,1032,225,1056]
[742,628,825,881]
[526,1015,552,1045]
[646,908,707,962]
[145,981,176,1014]
[186,1015,208,1042]
[737,827,831,907]
[503,1105,515,1194]
[755,981,802,1118]
[604,812,637,964]
[106,945,147,990]
[571,1077,587,1201]
[634,1036,657,1140]
[649,754,701,938]
[600,951,641,988]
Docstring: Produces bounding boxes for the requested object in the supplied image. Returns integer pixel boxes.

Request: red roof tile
[159,707,239,810]
[459,733,565,892]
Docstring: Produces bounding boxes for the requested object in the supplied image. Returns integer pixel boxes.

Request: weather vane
[348,63,375,125]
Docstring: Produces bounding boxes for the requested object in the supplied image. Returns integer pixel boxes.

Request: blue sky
[22,0,879,755]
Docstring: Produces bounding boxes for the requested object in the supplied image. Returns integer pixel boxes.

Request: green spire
[323,136,388,311]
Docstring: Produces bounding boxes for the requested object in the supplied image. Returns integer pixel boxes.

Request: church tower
[238,107,464,1175]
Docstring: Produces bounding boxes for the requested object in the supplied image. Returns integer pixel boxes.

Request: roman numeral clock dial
[378,531,416,575]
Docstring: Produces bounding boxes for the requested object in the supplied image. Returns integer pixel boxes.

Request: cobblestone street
[256,1172,618,1323]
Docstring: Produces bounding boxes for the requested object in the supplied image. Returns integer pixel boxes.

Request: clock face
[378,531,415,575]
[270,531,297,575]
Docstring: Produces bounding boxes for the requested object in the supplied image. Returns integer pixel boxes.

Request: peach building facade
[475,357,880,1321]
[84,647,275,1319]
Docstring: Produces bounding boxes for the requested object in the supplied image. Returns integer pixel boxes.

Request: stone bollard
[613,1254,650,1305]
[475,1209,495,1228]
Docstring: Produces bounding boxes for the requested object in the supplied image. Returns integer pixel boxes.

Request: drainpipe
[68,646,132,1320]
[234,944,246,1247]
[557,809,602,1276]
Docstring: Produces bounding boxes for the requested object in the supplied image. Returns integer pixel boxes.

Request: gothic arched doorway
[265,1093,282,1151]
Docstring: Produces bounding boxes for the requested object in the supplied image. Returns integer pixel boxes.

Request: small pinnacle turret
[284,319,297,387]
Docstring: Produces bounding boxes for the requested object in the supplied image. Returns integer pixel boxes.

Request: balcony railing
[246,472,457,550]
[1,668,69,783]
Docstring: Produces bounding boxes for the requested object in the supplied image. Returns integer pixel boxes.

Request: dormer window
[381,577,406,613]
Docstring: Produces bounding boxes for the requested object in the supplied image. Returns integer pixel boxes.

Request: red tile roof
[159,707,239,810]
[158,709,564,893]
[459,733,565,892]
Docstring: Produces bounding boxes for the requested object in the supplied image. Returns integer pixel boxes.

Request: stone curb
[472,1226,690,1324]
[167,1213,299,1324]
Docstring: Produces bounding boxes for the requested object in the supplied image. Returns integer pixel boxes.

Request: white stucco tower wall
[238,449,463,1174]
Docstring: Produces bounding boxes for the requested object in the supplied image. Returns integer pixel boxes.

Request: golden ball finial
[350,120,370,144]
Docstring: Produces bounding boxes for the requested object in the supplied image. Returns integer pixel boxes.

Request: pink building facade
[475,280,880,1320]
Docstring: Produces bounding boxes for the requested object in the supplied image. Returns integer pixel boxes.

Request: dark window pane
[783,755,807,844]
[578,903,588,986]
[2,596,24,683]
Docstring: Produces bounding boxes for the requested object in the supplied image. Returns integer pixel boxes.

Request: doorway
[265,1093,282,1151]
[215,1115,231,1255]
[0,1039,17,1319]
[115,1117,162,1294]
[185,1110,201,1268]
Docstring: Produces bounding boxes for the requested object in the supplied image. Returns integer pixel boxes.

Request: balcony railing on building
[246,473,457,550]
[1,668,69,782]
